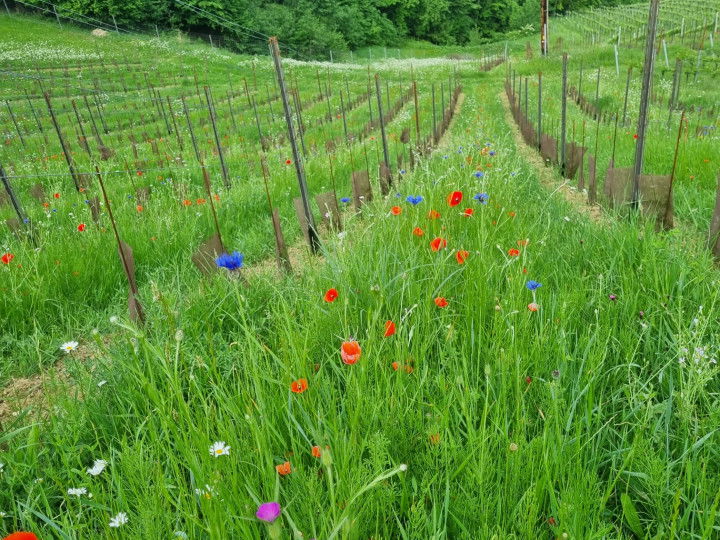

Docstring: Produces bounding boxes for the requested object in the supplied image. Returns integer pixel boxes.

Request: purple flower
[256,502,281,522]
[609,294,617,301]
[489,150,496,156]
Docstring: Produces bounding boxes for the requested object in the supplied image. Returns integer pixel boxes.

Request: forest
[17,0,639,56]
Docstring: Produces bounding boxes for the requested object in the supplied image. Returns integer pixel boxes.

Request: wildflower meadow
[1,2,720,538]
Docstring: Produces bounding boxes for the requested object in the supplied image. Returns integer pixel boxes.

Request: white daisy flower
[87,459,108,476]
[109,512,128,528]
[60,341,79,353]
[67,487,87,497]
[209,441,230,457]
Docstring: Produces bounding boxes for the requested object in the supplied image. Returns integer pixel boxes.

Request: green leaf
[621,493,646,539]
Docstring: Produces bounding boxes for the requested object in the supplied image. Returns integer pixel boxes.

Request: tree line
[19,0,639,57]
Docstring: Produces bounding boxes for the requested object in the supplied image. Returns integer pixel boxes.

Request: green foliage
[19,0,641,57]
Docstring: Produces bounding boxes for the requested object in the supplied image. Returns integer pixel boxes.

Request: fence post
[631,0,660,210]
[374,74,392,187]
[44,93,80,191]
[269,37,320,253]
[537,72,542,150]
[622,66,632,126]
[111,14,119,34]
[560,53,568,176]
[203,86,230,189]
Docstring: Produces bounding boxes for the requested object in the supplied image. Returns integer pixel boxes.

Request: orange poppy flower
[447,191,463,207]
[53,193,60,199]
[430,237,447,252]
[456,250,469,264]
[391,206,402,215]
[324,288,338,302]
[182,199,192,206]
[507,211,516,218]
[290,378,308,393]
[42,202,50,208]
[384,320,396,337]
[136,205,143,212]
[428,210,440,219]
[434,297,448,308]
[462,208,474,217]
[276,461,292,475]
[413,227,424,236]
[311,446,322,458]
[527,303,539,312]
[508,248,520,256]
[391,361,399,371]
[341,341,361,364]
[196,198,207,205]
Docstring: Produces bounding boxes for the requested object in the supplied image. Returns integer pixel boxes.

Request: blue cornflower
[485,142,492,147]
[526,280,542,291]
[474,193,489,204]
[474,171,484,178]
[85,200,90,204]
[127,194,133,199]
[340,197,351,203]
[395,193,403,198]
[400,169,406,175]
[406,195,423,205]
[23,218,30,223]
[442,155,448,159]
[215,251,244,271]
[52,208,58,213]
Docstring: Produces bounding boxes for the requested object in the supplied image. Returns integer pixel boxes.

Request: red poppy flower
[384,320,396,337]
[324,288,338,302]
[196,198,207,205]
[311,446,321,458]
[456,250,469,264]
[547,517,557,526]
[462,208,474,217]
[525,376,532,384]
[527,302,539,312]
[508,248,520,256]
[391,361,399,371]
[1,253,14,265]
[341,340,361,364]
[413,227,424,236]
[430,237,447,252]
[276,461,292,475]
[632,134,638,139]
[285,159,292,165]
[42,202,50,208]
[447,191,463,207]
[290,378,308,393]
[53,193,60,199]
[434,297,448,308]
[182,199,192,206]
[77,223,86,232]
[136,205,143,212]
[391,206,402,215]
[3,533,39,540]
[428,210,440,219]
[137,170,143,176]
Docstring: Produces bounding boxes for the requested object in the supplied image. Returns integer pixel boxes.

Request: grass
[1,5,720,539]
